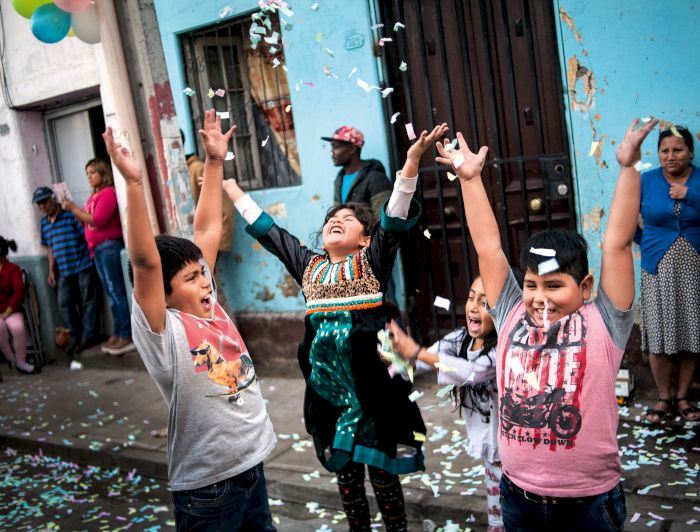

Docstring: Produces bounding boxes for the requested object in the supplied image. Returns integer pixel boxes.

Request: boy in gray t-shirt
[104,110,276,531]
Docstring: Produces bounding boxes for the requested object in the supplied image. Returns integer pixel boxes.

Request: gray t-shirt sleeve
[593,287,635,349]
[487,269,522,333]
[130,294,176,375]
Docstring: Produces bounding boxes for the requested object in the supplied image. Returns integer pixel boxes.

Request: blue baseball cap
[32,186,54,204]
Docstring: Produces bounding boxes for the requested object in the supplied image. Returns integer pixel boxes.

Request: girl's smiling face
[465,277,494,340]
[322,208,371,258]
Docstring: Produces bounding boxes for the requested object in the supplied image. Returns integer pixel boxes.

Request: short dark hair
[521,229,589,284]
[658,125,694,152]
[0,235,17,258]
[128,235,203,294]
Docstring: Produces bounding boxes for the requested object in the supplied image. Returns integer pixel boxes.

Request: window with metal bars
[181,15,300,190]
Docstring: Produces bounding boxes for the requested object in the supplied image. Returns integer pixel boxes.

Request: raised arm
[436,133,506,307]
[601,118,659,310]
[193,109,236,271]
[103,127,165,332]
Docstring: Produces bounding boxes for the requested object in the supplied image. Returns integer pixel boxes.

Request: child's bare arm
[194,109,237,271]
[601,118,659,310]
[436,133,506,307]
[103,128,166,332]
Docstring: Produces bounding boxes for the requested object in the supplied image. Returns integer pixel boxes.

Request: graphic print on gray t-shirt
[131,281,275,492]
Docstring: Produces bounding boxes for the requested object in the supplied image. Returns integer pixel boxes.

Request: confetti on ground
[183,87,196,97]
[405,123,416,140]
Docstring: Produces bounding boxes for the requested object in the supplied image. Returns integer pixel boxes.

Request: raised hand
[436,132,488,182]
[615,117,659,168]
[406,123,449,162]
[103,128,142,183]
[199,109,237,162]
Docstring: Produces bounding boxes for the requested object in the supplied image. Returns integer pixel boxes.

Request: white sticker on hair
[529,247,556,257]
[538,257,560,275]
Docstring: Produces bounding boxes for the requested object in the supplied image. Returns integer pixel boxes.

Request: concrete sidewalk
[0,349,699,531]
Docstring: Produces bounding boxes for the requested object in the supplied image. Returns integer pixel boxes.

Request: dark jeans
[172,462,276,532]
[500,474,626,531]
[94,239,131,338]
[57,267,98,343]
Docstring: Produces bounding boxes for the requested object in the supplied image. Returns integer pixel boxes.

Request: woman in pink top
[62,159,133,355]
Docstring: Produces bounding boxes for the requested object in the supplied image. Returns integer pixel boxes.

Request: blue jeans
[500,474,626,531]
[172,462,276,532]
[93,239,131,338]
[57,267,98,343]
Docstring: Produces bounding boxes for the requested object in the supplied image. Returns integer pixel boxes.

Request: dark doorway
[380,0,576,342]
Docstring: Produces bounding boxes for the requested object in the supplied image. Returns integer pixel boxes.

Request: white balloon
[71,4,99,44]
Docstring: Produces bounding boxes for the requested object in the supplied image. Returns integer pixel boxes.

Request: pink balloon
[54,0,91,13]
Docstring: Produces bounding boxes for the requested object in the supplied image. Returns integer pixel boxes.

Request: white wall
[0,0,102,255]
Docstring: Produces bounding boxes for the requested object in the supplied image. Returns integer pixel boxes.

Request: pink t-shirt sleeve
[90,187,118,229]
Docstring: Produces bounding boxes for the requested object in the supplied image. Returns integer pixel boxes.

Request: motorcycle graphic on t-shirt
[499,310,585,447]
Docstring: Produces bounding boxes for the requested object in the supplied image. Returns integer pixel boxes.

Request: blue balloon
[30,4,71,44]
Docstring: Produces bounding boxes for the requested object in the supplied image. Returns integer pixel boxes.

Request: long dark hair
[0,236,17,258]
[444,326,498,422]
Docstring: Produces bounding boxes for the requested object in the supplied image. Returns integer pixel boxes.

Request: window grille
[181,15,300,190]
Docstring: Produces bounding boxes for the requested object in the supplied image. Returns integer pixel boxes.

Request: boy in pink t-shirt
[435,117,659,530]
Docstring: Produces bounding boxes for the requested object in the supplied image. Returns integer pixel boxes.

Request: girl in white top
[389,276,503,532]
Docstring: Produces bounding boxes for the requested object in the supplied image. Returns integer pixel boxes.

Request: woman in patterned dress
[638,125,700,422]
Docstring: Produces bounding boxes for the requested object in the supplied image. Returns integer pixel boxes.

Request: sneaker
[101,336,119,353]
[105,337,136,356]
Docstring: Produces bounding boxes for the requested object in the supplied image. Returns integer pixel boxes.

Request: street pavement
[0,346,699,531]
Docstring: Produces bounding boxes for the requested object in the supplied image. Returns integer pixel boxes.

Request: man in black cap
[322,125,391,223]
[33,186,98,353]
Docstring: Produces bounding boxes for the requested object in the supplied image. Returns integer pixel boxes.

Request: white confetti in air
[453,154,465,168]
[264,32,279,45]
[405,123,416,140]
[381,87,394,98]
[640,117,651,123]
[219,5,233,18]
[378,37,393,46]
[509,356,525,375]
[634,161,653,172]
[394,22,405,31]
[588,140,599,157]
[216,111,229,119]
[262,136,269,147]
[215,88,226,97]
[538,257,560,275]
[356,78,371,92]
[630,513,641,523]
[183,87,196,97]
[423,229,431,239]
[285,104,292,113]
[408,390,423,402]
[272,58,281,68]
[399,61,408,72]
[371,23,384,30]
[434,296,451,310]
[348,67,358,78]
[310,2,319,11]
[446,172,458,181]
[390,112,401,124]
[207,88,215,99]
[225,151,235,161]
[529,247,556,257]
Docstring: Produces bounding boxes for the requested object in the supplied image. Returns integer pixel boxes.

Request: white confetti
[219,5,233,18]
[423,229,431,239]
[390,112,401,124]
[225,151,235,161]
[381,87,394,98]
[537,257,560,275]
[264,31,279,45]
[399,61,407,72]
[640,116,651,123]
[215,88,226,97]
[634,161,653,172]
[378,37,393,46]
[216,111,229,119]
[446,171,458,181]
[529,247,556,257]
[434,296,451,311]
[408,390,423,402]
[348,67,358,78]
[261,136,270,147]
[452,154,465,168]
[393,22,405,31]
[310,2,319,11]
[630,513,641,523]
[371,23,384,30]
[588,140,599,157]
[356,78,371,92]
[272,58,281,68]
[183,87,196,97]
[405,123,416,140]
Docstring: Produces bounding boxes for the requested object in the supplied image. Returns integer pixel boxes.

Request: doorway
[380,0,576,342]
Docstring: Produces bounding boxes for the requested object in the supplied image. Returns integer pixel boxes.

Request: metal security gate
[379,0,575,342]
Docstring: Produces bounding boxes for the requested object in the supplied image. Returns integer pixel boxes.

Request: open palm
[103,128,142,183]
[435,132,489,182]
[616,117,659,168]
[199,109,237,162]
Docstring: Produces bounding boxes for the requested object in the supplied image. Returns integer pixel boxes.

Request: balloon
[30,4,71,44]
[71,4,99,44]
[54,0,92,13]
[11,0,51,19]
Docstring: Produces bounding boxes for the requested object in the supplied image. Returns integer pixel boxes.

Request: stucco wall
[554,0,700,285]
[152,0,394,313]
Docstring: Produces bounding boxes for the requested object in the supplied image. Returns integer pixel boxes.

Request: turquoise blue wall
[153,0,398,312]
[554,0,700,285]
